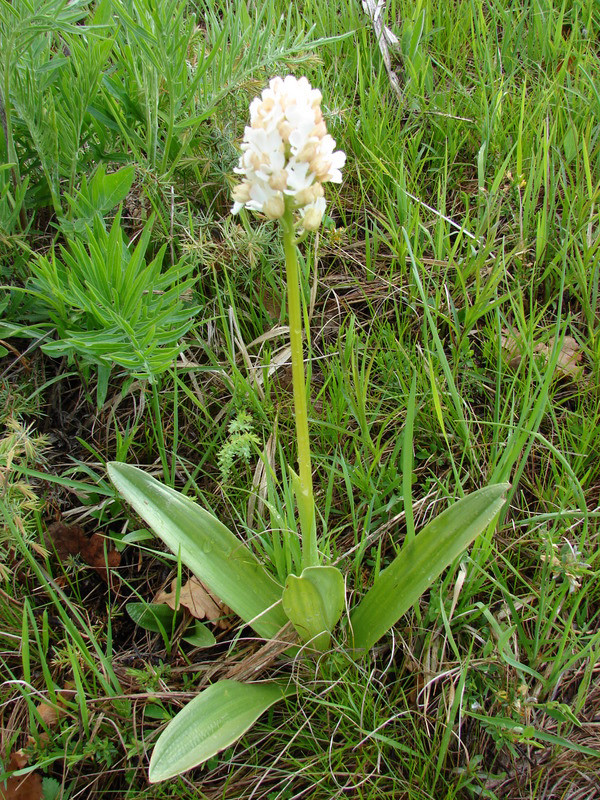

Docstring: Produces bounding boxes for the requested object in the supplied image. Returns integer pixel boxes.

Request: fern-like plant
[217,411,260,481]
[28,211,198,403]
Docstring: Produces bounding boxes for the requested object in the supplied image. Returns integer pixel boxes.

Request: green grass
[1,0,599,796]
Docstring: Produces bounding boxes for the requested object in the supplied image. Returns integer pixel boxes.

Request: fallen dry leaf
[0,751,43,800]
[155,577,230,629]
[500,328,526,369]
[36,686,72,730]
[501,329,584,380]
[46,522,120,584]
[537,335,584,379]
[35,702,58,729]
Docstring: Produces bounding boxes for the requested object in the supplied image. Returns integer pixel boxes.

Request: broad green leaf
[350,484,509,656]
[144,703,172,720]
[282,566,345,651]
[89,164,135,212]
[121,529,154,544]
[41,777,60,800]
[62,166,136,229]
[149,680,294,782]
[183,620,217,648]
[127,601,180,634]
[108,463,287,640]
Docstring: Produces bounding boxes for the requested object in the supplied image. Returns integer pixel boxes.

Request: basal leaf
[183,620,217,648]
[282,565,345,651]
[350,484,509,656]
[108,463,287,639]
[126,601,180,634]
[149,680,294,782]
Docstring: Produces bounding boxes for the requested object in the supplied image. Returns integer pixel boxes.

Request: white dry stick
[361,0,403,103]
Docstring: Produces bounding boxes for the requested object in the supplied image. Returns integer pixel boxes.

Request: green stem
[281,201,318,570]
[2,41,27,230]
[150,380,170,483]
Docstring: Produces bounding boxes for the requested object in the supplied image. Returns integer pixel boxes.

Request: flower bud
[269,169,288,191]
[263,194,285,219]
[296,141,318,163]
[278,120,293,141]
[232,182,251,203]
[294,182,324,207]
[310,156,330,181]
[302,205,324,230]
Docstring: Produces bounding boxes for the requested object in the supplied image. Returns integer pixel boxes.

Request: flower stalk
[230,74,346,574]
[281,199,317,569]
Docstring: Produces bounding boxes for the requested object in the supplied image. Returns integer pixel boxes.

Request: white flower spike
[231,76,345,230]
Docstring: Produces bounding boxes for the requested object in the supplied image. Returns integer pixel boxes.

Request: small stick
[362,0,404,103]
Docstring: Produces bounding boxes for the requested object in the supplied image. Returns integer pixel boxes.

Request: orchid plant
[107,76,509,783]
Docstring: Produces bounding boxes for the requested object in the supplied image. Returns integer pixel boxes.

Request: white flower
[300,197,327,231]
[231,75,345,228]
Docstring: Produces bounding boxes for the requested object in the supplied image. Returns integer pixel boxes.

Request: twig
[361,0,403,103]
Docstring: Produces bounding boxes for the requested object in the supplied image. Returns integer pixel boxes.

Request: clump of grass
[0,412,50,577]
